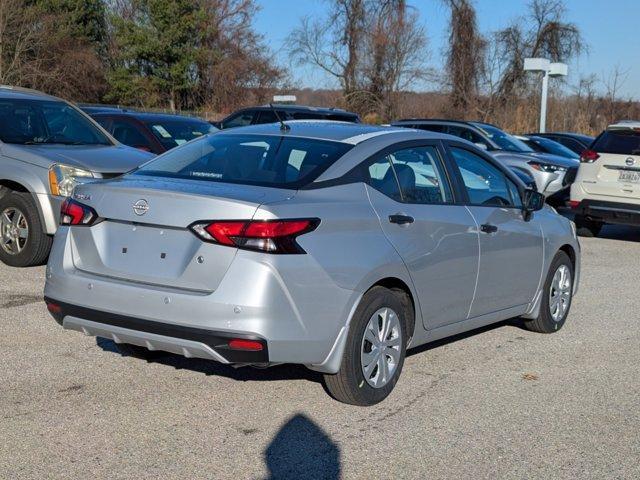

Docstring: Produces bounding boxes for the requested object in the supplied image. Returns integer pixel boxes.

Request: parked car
[87,110,216,154]
[0,86,154,267]
[44,121,580,406]
[391,119,579,203]
[570,121,640,236]
[214,104,360,129]
[526,132,594,155]
[516,135,580,159]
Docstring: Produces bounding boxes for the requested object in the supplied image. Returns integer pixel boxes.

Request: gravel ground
[1,224,639,479]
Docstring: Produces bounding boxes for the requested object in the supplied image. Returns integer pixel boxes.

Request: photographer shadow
[263,413,341,480]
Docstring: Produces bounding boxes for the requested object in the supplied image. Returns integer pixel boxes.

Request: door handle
[480,223,498,234]
[389,214,414,225]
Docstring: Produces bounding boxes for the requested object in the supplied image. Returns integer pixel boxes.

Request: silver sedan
[45,121,580,406]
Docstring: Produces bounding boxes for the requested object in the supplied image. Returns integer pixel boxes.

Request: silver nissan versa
[44,121,580,406]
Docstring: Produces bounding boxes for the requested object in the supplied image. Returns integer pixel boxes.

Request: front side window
[0,99,111,145]
[222,111,255,129]
[450,147,516,207]
[447,126,490,149]
[133,134,352,188]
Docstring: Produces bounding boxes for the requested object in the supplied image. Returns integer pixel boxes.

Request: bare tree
[443,0,485,117]
[495,0,584,103]
[286,0,429,120]
[602,65,629,124]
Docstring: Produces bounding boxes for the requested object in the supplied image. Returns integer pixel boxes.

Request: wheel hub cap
[360,307,402,388]
[549,264,571,321]
[1,207,28,255]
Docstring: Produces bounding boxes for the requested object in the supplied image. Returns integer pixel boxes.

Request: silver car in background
[45,122,580,405]
[391,119,580,201]
[0,86,154,267]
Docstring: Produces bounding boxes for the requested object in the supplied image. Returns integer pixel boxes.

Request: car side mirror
[523,189,545,213]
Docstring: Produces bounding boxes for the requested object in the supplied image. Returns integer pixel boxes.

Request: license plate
[618,170,640,183]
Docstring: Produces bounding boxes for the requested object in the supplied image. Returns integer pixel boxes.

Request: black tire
[574,215,602,237]
[324,286,408,406]
[115,342,164,360]
[524,251,574,334]
[0,191,52,267]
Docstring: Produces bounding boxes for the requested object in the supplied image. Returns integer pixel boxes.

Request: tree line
[0,0,637,133]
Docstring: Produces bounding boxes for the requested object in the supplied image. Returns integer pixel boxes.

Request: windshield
[133,133,353,188]
[145,119,216,150]
[0,99,111,145]
[527,137,579,159]
[472,123,533,153]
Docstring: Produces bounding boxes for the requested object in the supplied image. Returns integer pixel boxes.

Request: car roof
[248,104,357,115]
[607,120,640,130]
[392,118,501,129]
[91,110,209,123]
[216,120,441,145]
[0,85,62,102]
[527,132,594,141]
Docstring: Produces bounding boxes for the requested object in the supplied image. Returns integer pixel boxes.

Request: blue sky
[253,0,640,99]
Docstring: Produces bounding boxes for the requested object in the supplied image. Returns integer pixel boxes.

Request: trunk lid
[69,176,294,292]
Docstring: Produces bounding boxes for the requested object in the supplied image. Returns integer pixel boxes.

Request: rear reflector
[580,149,600,163]
[568,200,581,209]
[46,302,62,314]
[228,339,264,351]
[190,218,320,254]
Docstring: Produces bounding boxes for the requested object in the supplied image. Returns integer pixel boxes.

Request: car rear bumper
[45,297,269,363]
[572,200,640,226]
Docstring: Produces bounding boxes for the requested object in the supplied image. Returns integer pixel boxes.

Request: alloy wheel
[549,264,571,322]
[360,307,402,388]
[0,207,29,256]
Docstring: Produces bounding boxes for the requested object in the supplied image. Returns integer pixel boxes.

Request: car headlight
[48,164,94,197]
[528,161,567,173]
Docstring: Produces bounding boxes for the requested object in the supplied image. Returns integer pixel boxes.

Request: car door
[364,142,480,330]
[446,144,543,317]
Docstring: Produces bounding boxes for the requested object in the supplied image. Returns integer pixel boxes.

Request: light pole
[523,58,568,133]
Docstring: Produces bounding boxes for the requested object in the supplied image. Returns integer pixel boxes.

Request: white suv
[570,121,640,236]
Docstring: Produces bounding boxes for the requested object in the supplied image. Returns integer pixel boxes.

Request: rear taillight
[580,149,600,163]
[190,218,320,254]
[568,200,581,209]
[60,198,99,226]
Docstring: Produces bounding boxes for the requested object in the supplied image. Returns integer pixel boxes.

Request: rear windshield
[593,130,640,155]
[132,133,353,188]
[145,119,215,149]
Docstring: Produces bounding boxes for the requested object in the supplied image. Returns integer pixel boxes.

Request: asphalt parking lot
[1,224,639,480]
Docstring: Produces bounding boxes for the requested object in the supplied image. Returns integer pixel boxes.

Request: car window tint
[592,130,640,155]
[256,110,287,124]
[414,124,445,133]
[555,137,582,153]
[451,147,513,207]
[386,146,451,204]
[111,120,151,149]
[446,126,489,148]
[222,111,254,128]
[506,178,523,208]
[366,157,402,201]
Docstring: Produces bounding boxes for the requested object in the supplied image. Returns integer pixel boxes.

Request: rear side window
[133,134,352,189]
[414,124,445,133]
[592,130,640,155]
[365,146,451,204]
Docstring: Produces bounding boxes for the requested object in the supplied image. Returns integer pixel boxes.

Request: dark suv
[525,132,594,155]
[85,109,215,154]
[214,105,360,129]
